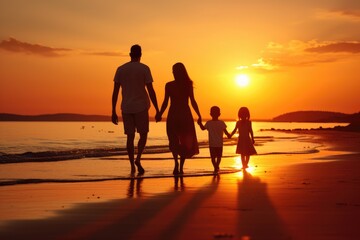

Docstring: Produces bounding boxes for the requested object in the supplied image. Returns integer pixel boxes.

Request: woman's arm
[189,87,202,121]
[197,119,206,130]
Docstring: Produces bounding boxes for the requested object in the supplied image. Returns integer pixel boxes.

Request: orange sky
[0,0,359,119]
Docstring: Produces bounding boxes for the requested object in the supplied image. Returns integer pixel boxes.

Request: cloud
[0,37,72,57]
[305,42,360,53]
[238,40,360,73]
[337,9,360,18]
[85,51,127,57]
[237,58,279,73]
[315,9,360,22]
[0,37,127,58]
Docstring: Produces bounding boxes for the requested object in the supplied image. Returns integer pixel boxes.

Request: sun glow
[233,157,256,178]
[235,74,250,87]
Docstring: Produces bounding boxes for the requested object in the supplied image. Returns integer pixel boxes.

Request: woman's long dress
[165,81,199,158]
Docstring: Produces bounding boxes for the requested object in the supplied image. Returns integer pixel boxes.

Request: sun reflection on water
[232,156,242,170]
[232,156,256,178]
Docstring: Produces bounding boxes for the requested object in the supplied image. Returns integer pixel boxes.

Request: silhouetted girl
[230,107,257,169]
[156,62,202,174]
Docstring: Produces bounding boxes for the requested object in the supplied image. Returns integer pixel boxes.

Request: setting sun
[235,74,250,87]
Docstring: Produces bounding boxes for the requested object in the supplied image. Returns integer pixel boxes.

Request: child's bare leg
[216,157,221,171]
[245,155,250,168]
[210,148,217,172]
[241,155,246,169]
[211,156,217,172]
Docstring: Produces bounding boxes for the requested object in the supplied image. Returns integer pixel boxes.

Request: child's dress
[236,120,257,155]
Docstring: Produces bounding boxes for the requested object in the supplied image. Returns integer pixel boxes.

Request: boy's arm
[223,129,231,138]
[229,124,237,138]
[197,119,206,130]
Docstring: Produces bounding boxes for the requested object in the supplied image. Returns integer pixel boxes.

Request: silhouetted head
[238,107,250,120]
[172,62,193,92]
[210,106,221,119]
[130,44,142,59]
[173,62,192,83]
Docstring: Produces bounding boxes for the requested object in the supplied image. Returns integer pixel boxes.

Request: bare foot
[135,161,145,175]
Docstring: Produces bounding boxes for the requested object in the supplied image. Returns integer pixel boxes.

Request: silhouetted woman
[156,63,202,174]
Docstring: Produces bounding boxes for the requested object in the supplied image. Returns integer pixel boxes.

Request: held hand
[111,113,118,125]
[197,117,202,125]
[155,112,162,122]
[227,133,232,139]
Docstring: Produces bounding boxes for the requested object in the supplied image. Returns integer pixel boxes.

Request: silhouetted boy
[198,106,230,173]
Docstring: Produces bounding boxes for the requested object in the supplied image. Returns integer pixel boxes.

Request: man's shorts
[122,110,149,135]
[209,147,223,158]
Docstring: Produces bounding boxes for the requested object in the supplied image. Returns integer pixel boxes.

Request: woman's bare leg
[179,156,185,174]
[172,152,179,175]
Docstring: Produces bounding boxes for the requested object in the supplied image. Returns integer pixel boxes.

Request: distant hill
[0,113,112,122]
[272,111,360,123]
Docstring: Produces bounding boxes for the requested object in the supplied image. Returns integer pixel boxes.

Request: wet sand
[0,130,359,240]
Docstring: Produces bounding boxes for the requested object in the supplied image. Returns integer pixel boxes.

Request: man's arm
[156,83,170,122]
[146,82,159,113]
[112,81,120,125]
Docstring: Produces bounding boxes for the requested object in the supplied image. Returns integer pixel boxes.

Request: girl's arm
[250,121,255,144]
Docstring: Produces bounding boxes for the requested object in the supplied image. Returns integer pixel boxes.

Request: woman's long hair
[173,62,193,94]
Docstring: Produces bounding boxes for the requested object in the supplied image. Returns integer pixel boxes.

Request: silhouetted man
[112,44,159,174]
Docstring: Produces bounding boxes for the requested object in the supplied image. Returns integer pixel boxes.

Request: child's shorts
[209,147,223,158]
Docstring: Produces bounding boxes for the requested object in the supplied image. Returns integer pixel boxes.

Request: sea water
[0,121,347,185]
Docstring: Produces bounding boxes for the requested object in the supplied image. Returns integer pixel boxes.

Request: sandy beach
[0,130,359,240]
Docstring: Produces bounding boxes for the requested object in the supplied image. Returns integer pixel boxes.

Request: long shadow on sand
[237,170,290,240]
[0,175,220,240]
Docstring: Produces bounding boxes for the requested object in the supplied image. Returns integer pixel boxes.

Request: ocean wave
[0,139,231,163]
[0,169,240,186]
[0,148,128,164]
[0,135,321,164]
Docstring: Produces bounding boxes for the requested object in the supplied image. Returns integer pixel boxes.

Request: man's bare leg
[126,133,136,174]
[134,132,147,174]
